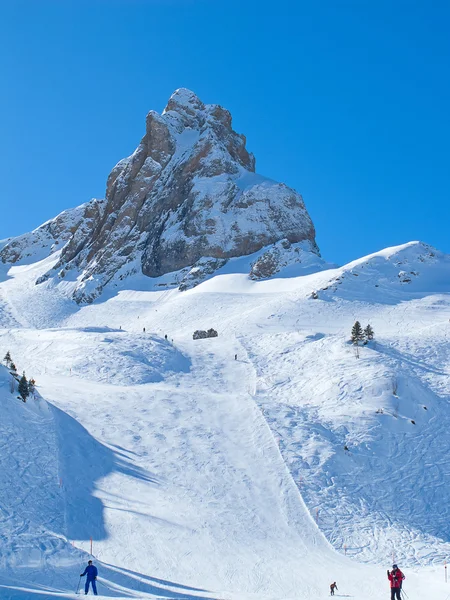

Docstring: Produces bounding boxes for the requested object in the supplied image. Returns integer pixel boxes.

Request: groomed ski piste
[0,241,449,599]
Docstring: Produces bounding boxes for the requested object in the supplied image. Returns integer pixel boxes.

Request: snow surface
[0,241,449,599]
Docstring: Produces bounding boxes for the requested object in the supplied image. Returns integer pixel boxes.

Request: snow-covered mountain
[0,90,450,600]
[1,89,320,303]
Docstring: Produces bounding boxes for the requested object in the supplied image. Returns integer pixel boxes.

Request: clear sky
[1,0,449,265]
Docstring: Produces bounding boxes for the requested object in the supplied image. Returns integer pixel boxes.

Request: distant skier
[80,560,98,595]
[143,327,146,333]
[234,354,237,360]
[165,334,168,340]
[387,564,405,600]
[330,581,338,595]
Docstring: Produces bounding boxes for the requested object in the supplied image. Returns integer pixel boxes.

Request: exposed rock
[193,328,218,340]
[178,257,227,291]
[250,239,322,280]
[0,199,105,266]
[3,88,320,302]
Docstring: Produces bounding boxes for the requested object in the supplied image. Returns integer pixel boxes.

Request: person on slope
[330,581,338,595]
[387,564,405,600]
[80,560,98,595]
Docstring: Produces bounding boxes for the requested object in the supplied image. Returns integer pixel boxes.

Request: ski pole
[401,589,409,599]
[75,575,81,594]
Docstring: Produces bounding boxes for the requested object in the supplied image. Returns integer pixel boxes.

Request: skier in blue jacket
[80,560,98,595]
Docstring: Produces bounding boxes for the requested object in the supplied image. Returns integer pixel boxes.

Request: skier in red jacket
[387,564,405,600]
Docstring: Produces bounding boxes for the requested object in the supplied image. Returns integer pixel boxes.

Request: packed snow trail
[22,334,340,594]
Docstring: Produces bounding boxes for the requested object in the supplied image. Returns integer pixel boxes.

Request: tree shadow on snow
[373,342,449,376]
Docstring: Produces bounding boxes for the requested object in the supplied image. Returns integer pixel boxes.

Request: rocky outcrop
[193,328,218,340]
[4,89,320,302]
[0,199,105,266]
[249,239,329,280]
[177,257,228,292]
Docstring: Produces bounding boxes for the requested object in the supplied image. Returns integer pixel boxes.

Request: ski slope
[0,242,449,599]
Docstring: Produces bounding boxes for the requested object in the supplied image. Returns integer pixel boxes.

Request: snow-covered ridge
[0,198,105,267]
[309,241,450,300]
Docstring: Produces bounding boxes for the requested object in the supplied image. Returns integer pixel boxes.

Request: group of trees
[3,351,35,402]
[351,321,374,345]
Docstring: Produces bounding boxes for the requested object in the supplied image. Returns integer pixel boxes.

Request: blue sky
[1,0,449,264]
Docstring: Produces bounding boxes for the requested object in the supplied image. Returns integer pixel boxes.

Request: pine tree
[28,378,36,396]
[351,321,364,345]
[364,324,374,342]
[4,351,11,366]
[18,373,29,402]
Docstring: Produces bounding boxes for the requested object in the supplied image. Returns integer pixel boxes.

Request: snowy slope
[0,241,449,599]
[0,362,81,596]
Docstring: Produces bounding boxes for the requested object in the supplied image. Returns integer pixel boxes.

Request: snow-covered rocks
[249,239,326,280]
[0,199,105,268]
[3,89,319,303]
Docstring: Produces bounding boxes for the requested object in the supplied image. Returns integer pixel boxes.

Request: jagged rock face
[0,199,105,266]
[4,89,319,302]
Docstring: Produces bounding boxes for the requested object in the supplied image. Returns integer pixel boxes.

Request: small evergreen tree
[364,324,374,342]
[4,351,11,366]
[351,321,364,345]
[18,373,29,401]
[10,362,17,373]
[28,378,36,396]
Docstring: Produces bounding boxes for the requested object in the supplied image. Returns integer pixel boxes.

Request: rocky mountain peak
[163,87,205,115]
[2,89,319,303]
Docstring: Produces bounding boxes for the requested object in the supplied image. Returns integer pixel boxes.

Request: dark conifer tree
[28,378,36,396]
[351,321,364,345]
[4,351,11,366]
[18,373,29,401]
[364,324,374,342]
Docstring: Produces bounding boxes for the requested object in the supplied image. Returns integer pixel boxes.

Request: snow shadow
[373,342,449,377]
[0,561,217,599]
[51,405,161,542]
[96,561,212,598]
